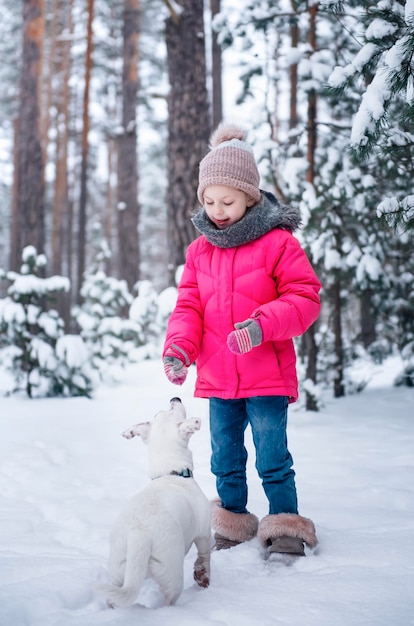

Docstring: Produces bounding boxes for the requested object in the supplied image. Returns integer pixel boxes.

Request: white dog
[100,397,211,608]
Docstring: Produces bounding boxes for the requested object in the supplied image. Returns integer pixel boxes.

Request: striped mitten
[227,319,262,355]
[163,345,190,385]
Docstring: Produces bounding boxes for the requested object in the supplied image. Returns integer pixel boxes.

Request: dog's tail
[100,529,151,608]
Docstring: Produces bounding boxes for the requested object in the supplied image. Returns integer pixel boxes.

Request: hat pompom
[210,123,246,148]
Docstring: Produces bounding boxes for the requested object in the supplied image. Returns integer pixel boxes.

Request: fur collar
[191,190,301,249]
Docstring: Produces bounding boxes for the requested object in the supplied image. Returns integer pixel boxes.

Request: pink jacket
[163,194,321,401]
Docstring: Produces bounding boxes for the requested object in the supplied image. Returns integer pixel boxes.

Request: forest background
[0,0,413,408]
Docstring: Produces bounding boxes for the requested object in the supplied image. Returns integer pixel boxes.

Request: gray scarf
[191,190,301,249]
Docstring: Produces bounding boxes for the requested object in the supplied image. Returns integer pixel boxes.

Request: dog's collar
[152,468,193,480]
[171,468,193,478]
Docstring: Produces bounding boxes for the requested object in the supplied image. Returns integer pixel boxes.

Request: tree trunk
[360,289,376,349]
[50,0,61,276]
[306,3,318,185]
[52,0,73,328]
[165,0,210,284]
[105,137,118,277]
[304,2,319,410]
[41,0,58,180]
[117,0,140,292]
[52,0,73,277]
[16,0,45,264]
[289,1,299,131]
[304,325,319,411]
[210,0,222,129]
[77,0,94,302]
[332,275,345,398]
[10,117,20,272]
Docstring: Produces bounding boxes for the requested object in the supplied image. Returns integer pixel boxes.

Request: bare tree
[10,118,20,273]
[289,1,299,132]
[102,2,121,278]
[332,246,345,398]
[117,0,140,292]
[210,0,222,129]
[41,0,58,178]
[304,2,320,409]
[52,0,73,278]
[13,0,46,269]
[51,0,74,328]
[104,135,118,278]
[306,3,318,185]
[77,0,94,302]
[164,0,210,284]
[359,289,376,349]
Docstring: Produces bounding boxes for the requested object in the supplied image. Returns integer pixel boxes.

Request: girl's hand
[227,319,263,354]
[163,345,190,385]
[163,355,188,385]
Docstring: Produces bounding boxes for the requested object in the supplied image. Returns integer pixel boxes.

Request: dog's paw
[179,418,201,441]
[193,564,210,588]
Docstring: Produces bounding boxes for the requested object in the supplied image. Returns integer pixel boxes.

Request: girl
[163,123,321,556]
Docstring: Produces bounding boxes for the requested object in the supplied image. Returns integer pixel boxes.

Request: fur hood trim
[192,190,301,249]
[211,499,259,542]
[258,513,318,548]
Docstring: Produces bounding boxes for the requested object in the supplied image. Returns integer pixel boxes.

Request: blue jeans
[209,396,298,515]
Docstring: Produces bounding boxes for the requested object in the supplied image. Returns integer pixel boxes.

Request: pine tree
[72,267,144,379]
[212,0,413,397]
[326,0,414,384]
[328,0,414,232]
[0,246,95,397]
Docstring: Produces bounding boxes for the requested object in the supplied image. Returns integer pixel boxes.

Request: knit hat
[197,123,261,205]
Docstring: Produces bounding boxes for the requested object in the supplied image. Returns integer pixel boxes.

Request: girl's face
[203,185,255,229]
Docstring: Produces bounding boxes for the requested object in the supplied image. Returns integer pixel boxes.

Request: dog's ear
[178,418,201,441]
[121,421,152,443]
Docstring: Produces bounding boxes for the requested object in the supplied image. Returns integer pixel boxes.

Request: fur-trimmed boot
[258,513,318,557]
[211,499,259,550]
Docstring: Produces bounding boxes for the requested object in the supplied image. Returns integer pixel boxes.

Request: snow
[55,335,90,369]
[7,274,70,297]
[356,251,383,283]
[377,195,414,225]
[365,18,398,40]
[406,0,414,21]
[385,40,405,71]
[0,299,25,325]
[377,196,399,218]
[323,248,342,270]
[350,68,391,146]
[1,358,413,626]
[30,338,56,370]
[156,286,178,319]
[22,246,38,263]
[328,44,379,87]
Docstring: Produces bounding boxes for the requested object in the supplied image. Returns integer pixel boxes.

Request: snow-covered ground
[1,358,413,626]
